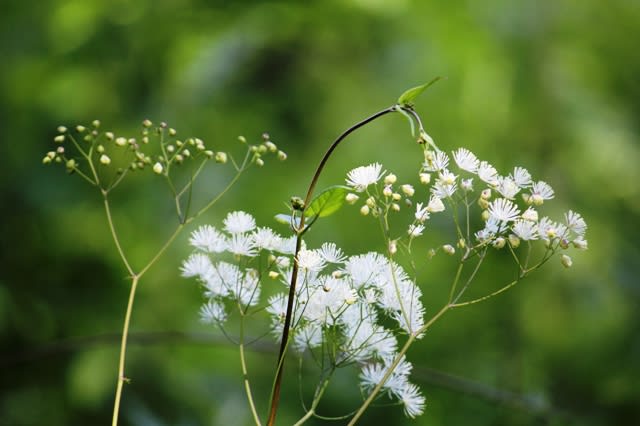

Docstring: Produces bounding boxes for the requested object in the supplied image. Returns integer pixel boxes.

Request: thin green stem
[266,106,398,426]
[451,279,519,307]
[293,373,333,426]
[111,274,139,426]
[240,317,262,426]
[102,191,134,276]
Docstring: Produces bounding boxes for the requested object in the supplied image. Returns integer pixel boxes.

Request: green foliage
[397,77,442,107]
[304,185,349,219]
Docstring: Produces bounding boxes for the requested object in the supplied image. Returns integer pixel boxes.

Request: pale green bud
[54,135,65,143]
[561,254,573,268]
[65,159,76,172]
[100,154,111,165]
[481,210,490,221]
[345,193,359,204]
[204,150,214,158]
[388,240,397,255]
[391,203,400,212]
[268,271,279,279]
[215,152,228,163]
[493,237,506,249]
[443,244,456,255]
[383,185,393,197]
[508,234,521,248]
[457,238,466,249]
[384,173,397,185]
[360,205,370,216]
[167,145,175,153]
[105,132,114,141]
[366,197,376,208]
[142,119,152,128]
[238,135,247,144]
[481,188,491,200]
[256,158,264,167]
[92,119,100,128]
[57,126,67,133]
[419,173,431,185]
[76,125,86,133]
[401,184,415,196]
[182,149,191,157]
[115,137,127,147]
[277,150,287,161]
[392,193,401,201]
[175,154,184,163]
[153,162,163,174]
[265,141,277,152]
[168,128,176,136]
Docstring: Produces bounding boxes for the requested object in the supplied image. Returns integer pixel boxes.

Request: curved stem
[240,317,262,426]
[102,191,134,277]
[266,106,398,426]
[112,274,139,426]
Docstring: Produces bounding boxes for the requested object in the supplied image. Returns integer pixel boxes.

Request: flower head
[223,211,256,234]
[346,163,385,192]
[453,148,479,172]
[488,198,520,222]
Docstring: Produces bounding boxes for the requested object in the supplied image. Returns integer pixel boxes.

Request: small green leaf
[304,186,349,219]
[397,77,442,107]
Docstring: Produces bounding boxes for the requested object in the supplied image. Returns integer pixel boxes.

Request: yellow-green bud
[57,126,67,133]
[383,185,393,197]
[115,137,127,147]
[238,135,247,144]
[401,184,415,196]
[66,159,76,172]
[360,205,370,216]
[268,271,279,279]
[345,193,359,204]
[561,254,573,268]
[76,125,86,133]
[427,248,436,259]
[96,145,105,153]
[443,244,456,255]
[258,145,267,154]
[142,119,152,128]
[458,238,466,249]
[493,237,506,249]
[478,197,489,209]
[54,135,65,143]
[388,240,397,255]
[366,197,376,208]
[92,119,100,128]
[419,173,431,185]
[100,154,111,165]
[167,145,175,153]
[256,158,264,167]
[42,156,52,164]
[153,162,163,174]
[168,128,176,136]
[142,136,149,144]
[481,210,490,221]
[265,141,277,152]
[175,154,184,163]
[391,203,400,211]
[204,150,214,158]
[508,234,521,248]
[105,132,114,141]
[384,173,397,185]
[215,151,227,164]
[392,193,401,201]
[277,150,287,161]
[182,149,191,157]
[481,188,491,200]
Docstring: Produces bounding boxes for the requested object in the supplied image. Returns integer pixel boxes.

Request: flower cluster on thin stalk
[43,120,286,220]
[182,210,428,418]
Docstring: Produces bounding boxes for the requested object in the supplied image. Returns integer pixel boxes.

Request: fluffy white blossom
[408,224,425,237]
[488,198,521,222]
[189,225,227,253]
[511,219,539,241]
[319,242,346,263]
[453,148,479,172]
[530,181,554,205]
[477,161,499,186]
[199,300,227,323]
[223,211,256,234]
[346,163,385,192]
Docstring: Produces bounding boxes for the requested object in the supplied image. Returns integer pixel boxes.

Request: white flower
[538,217,566,241]
[530,181,554,205]
[415,203,430,222]
[423,150,450,172]
[344,252,387,288]
[496,176,520,199]
[511,167,532,188]
[189,225,227,253]
[274,235,299,255]
[226,233,257,256]
[511,219,539,241]
[488,198,521,222]
[223,211,256,234]
[565,210,587,236]
[199,300,227,323]
[461,178,474,192]
[521,207,539,222]
[252,227,282,251]
[319,242,346,263]
[346,163,385,192]
[427,195,445,213]
[477,161,499,186]
[453,148,479,172]
[296,249,326,272]
[181,252,214,278]
[431,171,458,198]
[397,382,426,418]
[408,224,425,237]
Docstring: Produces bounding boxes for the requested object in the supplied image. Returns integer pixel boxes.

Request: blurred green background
[1,1,639,425]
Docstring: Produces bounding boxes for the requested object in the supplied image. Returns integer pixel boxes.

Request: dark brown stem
[266,105,403,426]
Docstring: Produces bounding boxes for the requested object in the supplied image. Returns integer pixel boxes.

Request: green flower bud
[66,159,76,172]
[76,125,86,133]
[142,119,152,128]
[105,132,114,141]
[238,136,247,144]
[115,137,127,147]
[256,158,265,167]
[100,154,111,165]
[54,135,65,143]
[153,162,163,174]
[96,144,105,153]
[277,150,287,161]
[561,254,573,268]
[443,244,456,255]
[204,150,214,158]
[265,141,277,152]
[508,234,521,248]
[215,152,227,163]
[92,119,100,128]
[57,126,67,133]
[168,128,176,136]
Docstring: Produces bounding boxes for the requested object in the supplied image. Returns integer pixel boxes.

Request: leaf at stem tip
[397,77,443,107]
[304,186,349,219]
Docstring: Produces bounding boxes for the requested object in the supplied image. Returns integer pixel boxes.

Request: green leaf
[304,186,349,219]
[397,77,442,107]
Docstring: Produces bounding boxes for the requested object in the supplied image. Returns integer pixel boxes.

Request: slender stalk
[266,106,398,426]
[451,279,519,308]
[292,375,333,426]
[102,192,134,276]
[240,318,262,426]
[112,274,139,426]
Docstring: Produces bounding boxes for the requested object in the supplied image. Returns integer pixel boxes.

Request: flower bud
[481,210,490,221]
[388,240,397,255]
[457,238,466,249]
[204,150,214,158]
[383,185,393,197]
[268,271,280,279]
[265,141,277,152]
[105,132,114,141]
[559,238,570,249]
[572,237,588,250]
[65,159,76,172]
[419,173,431,185]
[182,149,191,157]
[401,184,415,196]
[76,125,86,133]
[391,203,400,211]
[115,137,127,147]
[392,193,401,201]
[153,162,164,174]
[481,188,491,200]
[256,158,265,167]
[443,244,456,255]
[92,119,100,128]
[522,208,538,222]
[493,237,506,249]
[461,178,473,192]
[508,234,521,248]
[366,197,376,208]
[215,152,227,163]
[360,205,370,216]
[478,197,489,209]
[54,135,65,143]
[142,119,152,128]
[57,126,67,133]
[531,194,544,206]
[384,173,397,185]
[561,254,573,268]
[238,135,247,144]
[277,150,287,161]
[427,248,436,259]
[345,193,359,204]
[100,154,111,165]
[168,128,176,136]
[96,144,105,153]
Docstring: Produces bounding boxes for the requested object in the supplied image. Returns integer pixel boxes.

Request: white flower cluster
[181,211,427,418]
